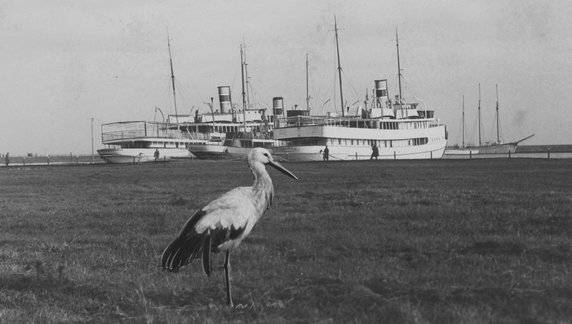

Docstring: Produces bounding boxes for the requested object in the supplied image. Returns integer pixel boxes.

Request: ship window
[290,137,327,146]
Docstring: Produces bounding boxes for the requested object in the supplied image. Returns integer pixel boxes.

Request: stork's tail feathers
[202,234,212,276]
[160,210,247,276]
[161,232,206,273]
[161,210,213,275]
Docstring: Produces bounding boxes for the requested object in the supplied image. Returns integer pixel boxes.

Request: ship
[98,120,195,163]
[271,22,447,161]
[181,89,274,160]
[186,43,275,160]
[97,36,195,163]
[445,84,534,156]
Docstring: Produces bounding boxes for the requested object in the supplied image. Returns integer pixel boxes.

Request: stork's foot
[228,301,250,309]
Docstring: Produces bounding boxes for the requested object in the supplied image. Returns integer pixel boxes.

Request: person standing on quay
[323,146,329,161]
[370,144,379,160]
[154,149,160,162]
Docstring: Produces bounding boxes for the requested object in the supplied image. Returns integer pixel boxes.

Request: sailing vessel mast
[306,53,310,112]
[495,84,500,143]
[240,43,247,133]
[334,15,345,117]
[478,83,482,147]
[167,34,179,124]
[462,95,465,148]
[396,29,403,104]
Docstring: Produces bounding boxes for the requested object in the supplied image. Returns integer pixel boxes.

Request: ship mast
[495,84,500,143]
[396,28,403,104]
[167,33,179,125]
[306,52,310,112]
[462,95,465,148]
[334,15,345,117]
[478,83,482,147]
[240,43,247,133]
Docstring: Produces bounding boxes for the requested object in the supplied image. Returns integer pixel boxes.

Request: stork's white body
[194,180,272,251]
[161,148,297,307]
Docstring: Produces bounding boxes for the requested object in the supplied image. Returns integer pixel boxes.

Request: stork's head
[249,148,298,180]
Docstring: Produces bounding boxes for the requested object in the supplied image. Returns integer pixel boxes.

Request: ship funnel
[273,97,284,116]
[374,79,389,109]
[218,86,231,113]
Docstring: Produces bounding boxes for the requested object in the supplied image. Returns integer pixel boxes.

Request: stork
[161,148,298,307]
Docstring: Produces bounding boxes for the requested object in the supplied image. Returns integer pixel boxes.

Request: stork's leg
[224,250,234,307]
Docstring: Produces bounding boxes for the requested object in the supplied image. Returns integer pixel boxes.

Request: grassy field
[0,159,570,323]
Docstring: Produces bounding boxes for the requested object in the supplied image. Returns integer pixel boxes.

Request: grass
[0,159,571,323]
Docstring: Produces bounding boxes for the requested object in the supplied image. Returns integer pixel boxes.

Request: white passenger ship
[98,36,198,163]
[182,102,274,160]
[98,121,195,163]
[272,80,447,161]
[186,44,275,160]
[272,23,447,161]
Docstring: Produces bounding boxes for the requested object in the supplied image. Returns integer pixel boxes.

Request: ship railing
[277,115,445,129]
[101,121,192,143]
[229,131,274,141]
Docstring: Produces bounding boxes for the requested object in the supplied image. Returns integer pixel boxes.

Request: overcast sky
[1,0,571,155]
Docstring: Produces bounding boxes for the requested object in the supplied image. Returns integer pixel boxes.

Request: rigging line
[167,33,179,124]
[230,52,240,96]
[246,82,271,109]
[174,90,193,115]
[339,69,361,102]
[467,108,479,146]
[336,42,362,93]
[399,74,416,101]
[310,55,333,114]
[455,109,464,148]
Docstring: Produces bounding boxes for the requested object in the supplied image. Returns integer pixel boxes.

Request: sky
[1,0,571,155]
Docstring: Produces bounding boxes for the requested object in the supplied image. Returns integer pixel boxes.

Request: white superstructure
[185,82,275,160]
[272,79,448,161]
[97,121,195,163]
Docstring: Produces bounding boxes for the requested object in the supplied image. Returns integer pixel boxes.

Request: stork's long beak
[268,160,298,180]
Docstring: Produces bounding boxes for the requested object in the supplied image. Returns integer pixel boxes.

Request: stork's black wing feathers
[161,209,249,274]
[161,209,207,271]
[202,234,212,276]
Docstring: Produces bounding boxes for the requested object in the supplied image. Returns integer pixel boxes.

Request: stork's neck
[251,163,274,211]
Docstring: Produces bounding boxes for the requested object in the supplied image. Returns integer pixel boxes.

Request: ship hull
[97,148,194,164]
[188,136,275,160]
[273,142,446,161]
[445,143,518,156]
[186,144,233,160]
[272,121,447,162]
[188,143,274,160]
